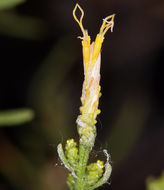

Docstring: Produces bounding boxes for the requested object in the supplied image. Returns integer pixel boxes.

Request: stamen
[73,4,86,38]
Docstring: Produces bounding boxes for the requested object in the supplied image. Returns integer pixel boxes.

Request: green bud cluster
[86,160,104,186]
[65,139,79,167]
[57,141,112,190]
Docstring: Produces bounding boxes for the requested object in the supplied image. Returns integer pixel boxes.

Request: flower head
[73,4,115,127]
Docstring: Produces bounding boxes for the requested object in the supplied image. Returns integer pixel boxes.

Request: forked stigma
[73,4,86,38]
[99,14,115,37]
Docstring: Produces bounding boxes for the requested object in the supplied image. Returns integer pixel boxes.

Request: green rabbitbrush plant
[57,4,115,190]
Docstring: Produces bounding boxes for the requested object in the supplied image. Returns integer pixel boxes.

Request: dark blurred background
[0,0,164,190]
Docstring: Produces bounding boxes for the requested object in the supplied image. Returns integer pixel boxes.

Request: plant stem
[75,143,91,190]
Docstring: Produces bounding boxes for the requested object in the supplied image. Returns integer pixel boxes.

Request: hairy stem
[75,143,91,190]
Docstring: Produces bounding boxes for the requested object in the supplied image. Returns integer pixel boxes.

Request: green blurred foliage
[0,136,44,190]
[108,97,149,165]
[0,0,47,40]
[0,36,78,190]
[147,172,164,190]
[0,11,47,40]
[0,109,34,126]
[27,36,78,143]
[0,0,25,10]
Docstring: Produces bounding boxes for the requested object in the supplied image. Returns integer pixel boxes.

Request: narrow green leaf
[0,109,34,127]
[0,0,25,10]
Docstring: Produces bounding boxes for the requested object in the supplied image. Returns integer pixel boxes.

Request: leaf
[0,109,34,127]
[0,0,25,10]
